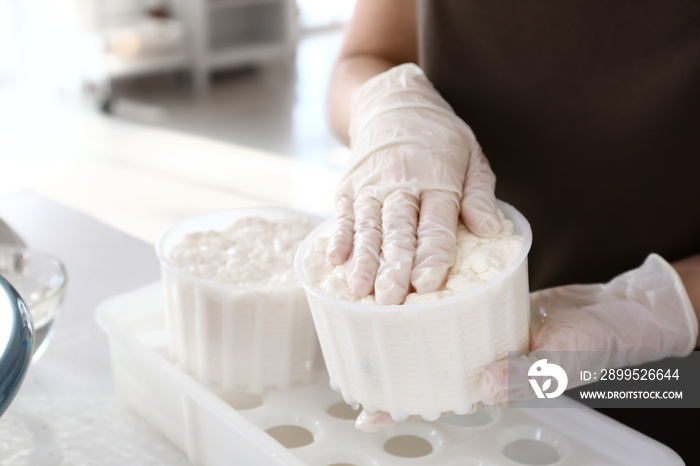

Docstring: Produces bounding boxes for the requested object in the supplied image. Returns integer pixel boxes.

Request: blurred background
[0,0,353,176]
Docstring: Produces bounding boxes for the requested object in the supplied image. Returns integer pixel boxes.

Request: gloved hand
[478,253,698,404]
[355,254,696,431]
[326,63,501,305]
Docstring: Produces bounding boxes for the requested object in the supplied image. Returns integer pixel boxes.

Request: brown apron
[417,1,699,460]
[418,0,700,291]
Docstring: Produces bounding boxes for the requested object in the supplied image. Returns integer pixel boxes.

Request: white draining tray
[95,282,684,466]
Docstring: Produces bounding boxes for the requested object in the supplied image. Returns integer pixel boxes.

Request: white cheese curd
[305,209,523,304]
[168,215,314,286]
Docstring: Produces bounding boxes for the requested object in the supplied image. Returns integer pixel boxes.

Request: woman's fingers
[337,189,462,303]
[461,147,501,237]
[412,190,460,294]
[326,194,355,265]
[374,190,419,305]
[346,194,383,298]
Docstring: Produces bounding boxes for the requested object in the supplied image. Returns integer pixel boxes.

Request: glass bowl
[0,275,33,416]
[0,246,67,362]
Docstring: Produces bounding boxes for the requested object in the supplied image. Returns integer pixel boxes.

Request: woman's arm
[672,254,700,347]
[326,0,418,145]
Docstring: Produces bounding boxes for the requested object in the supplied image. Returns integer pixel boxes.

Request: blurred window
[297,0,355,31]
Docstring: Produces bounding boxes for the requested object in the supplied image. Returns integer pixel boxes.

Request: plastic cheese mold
[295,200,531,421]
[156,207,323,393]
[96,283,684,466]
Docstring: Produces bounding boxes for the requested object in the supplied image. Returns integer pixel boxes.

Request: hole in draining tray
[439,407,500,429]
[502,440,561,465]
[212,388,265,411]
[259,413,322,450]
[265,425,315,449]
[498,425,566,465]
[311,451,377,466]
[326,401,363,421]
[383,435,433,458]
[444,460,499,466]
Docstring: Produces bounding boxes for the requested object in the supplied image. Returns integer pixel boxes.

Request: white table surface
[0,109,340,464]
[0,192,190,465]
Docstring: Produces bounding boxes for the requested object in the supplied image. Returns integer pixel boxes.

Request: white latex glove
[326,63,501,305]
[356,254,696,431]
[478,253,698,404]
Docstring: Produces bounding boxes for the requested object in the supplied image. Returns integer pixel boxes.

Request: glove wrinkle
[479,253,698,406]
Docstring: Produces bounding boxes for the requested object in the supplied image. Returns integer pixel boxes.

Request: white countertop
[0,107,340,464]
